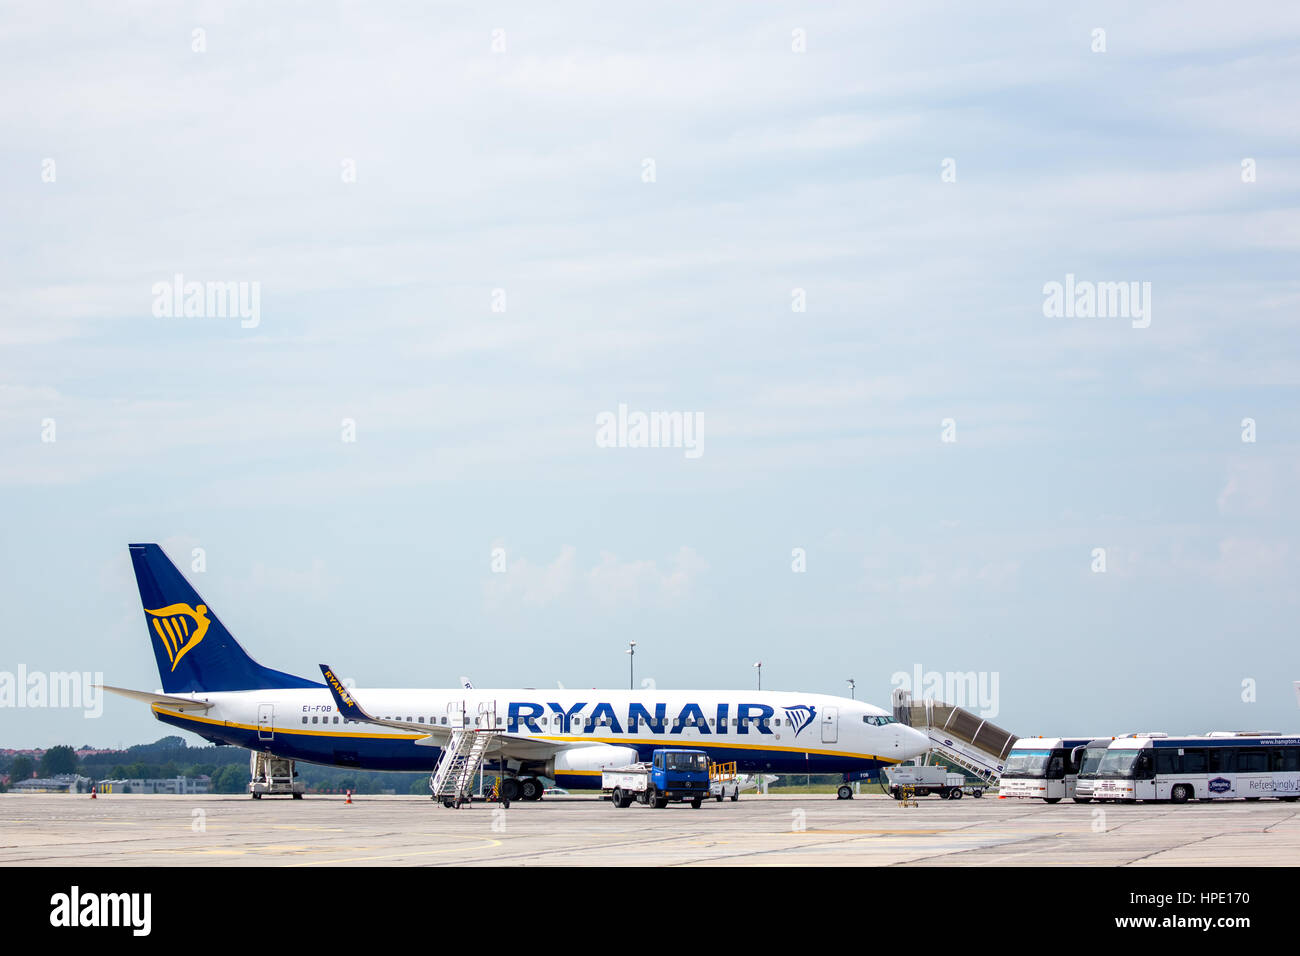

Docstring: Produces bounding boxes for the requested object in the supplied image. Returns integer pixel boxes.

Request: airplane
[104,543,930,801]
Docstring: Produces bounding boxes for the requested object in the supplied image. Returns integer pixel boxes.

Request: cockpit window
[862,715,898,726]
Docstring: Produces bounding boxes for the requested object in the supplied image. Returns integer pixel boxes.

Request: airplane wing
[318,665,568,761]
[98,685,214,711]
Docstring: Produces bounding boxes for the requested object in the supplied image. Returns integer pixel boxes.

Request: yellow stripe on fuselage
[149,706,897,762]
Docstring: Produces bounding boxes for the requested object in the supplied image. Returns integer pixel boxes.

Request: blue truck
[602,748,712,809]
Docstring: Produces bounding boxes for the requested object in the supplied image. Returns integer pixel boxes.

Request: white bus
[1069,737,1116,804]
[998,737,1093,803]
[1091,733,1300,803]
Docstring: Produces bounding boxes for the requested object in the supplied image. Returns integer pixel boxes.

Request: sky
[1,1,1298,749]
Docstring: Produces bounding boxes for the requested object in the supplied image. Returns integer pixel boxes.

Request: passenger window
[1239,751,1268,773]
[302,717,308,724]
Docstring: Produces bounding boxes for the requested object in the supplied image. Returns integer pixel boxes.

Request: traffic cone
[90,786,96,799]
[345,789,352,804]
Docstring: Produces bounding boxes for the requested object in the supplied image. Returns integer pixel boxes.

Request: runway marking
[287,837,503,866]
[157,842,314,858]
[270,825,348,832]
[806,828,947,835]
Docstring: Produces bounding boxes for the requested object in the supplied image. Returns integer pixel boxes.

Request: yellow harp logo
[146,603,211,672]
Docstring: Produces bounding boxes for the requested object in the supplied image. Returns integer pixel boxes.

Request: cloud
[482,545,578,608]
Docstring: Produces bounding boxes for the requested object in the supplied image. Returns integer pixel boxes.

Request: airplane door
[257,703,274,741]
[821,706,838,744]
[447,701,466,730]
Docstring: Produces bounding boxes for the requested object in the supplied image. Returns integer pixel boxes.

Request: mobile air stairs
[892,689,1018,787]
[429,702,502,808]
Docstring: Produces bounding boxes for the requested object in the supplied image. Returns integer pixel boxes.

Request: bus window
[1209,749,1236,773]
[1238,750,1268,773]
[1284,748,1300,773]
[1182,749,1207,773]
[1155,749,1180,774]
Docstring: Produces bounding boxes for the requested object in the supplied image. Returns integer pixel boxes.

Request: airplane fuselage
[153,687,922,788]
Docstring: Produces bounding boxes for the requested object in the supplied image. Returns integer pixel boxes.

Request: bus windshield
[1002,750,1051,777]
[1097,749,1142,778]
[1078,747,1109,777]
[664,752,707,772]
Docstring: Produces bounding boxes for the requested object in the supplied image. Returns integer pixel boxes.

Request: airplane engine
[546,745,638,777]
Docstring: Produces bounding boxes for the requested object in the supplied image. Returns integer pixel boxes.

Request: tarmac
[2,792,1298,866]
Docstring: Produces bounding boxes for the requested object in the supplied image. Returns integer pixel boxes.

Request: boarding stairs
[428,702,502,805]
[892,690,1018,785]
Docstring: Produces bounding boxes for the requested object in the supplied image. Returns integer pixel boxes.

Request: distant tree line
[2,736,439,794]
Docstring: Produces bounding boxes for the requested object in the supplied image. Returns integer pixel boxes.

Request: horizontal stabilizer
[98,685,213,711]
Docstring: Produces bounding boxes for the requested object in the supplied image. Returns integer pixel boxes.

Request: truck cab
[650,749,710,802]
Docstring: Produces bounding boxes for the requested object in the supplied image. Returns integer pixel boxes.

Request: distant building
[96,775,211,795]
[12,774,92,794]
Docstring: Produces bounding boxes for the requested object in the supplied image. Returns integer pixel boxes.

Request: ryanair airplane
[105,543,929,800]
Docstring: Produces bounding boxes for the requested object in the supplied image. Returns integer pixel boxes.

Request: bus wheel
[1170,784,1191,803]
[1043,797,1061,804]
[836,785,853,800]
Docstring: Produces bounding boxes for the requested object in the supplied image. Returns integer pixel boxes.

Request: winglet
[319,664,371,722]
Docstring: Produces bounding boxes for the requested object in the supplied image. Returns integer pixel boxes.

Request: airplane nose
[900,726,929,758]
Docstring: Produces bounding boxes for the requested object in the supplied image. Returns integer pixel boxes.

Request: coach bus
[1091,733,1300,803]
[998,737,1093,803]
[1069,736,1116,804]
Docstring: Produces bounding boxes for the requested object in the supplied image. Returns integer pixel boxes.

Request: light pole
[846,678,856,699]
[753,660,762,691]
[627,641,636,690]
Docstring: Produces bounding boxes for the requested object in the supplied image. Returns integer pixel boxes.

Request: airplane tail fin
[128,543,322,694]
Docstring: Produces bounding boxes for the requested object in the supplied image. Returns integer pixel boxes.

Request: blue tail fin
[129,543,322,693]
